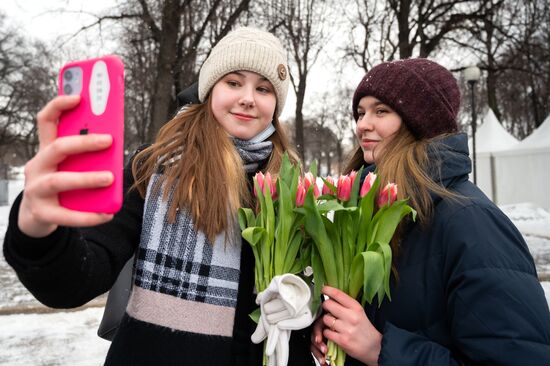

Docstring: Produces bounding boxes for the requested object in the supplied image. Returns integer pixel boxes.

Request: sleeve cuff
[378,322,457,366]
[4,192,71,267]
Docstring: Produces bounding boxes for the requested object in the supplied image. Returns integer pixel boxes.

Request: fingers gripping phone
[57,55,124,213]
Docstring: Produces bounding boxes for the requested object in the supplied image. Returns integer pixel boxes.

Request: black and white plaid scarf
[128,125,274,336]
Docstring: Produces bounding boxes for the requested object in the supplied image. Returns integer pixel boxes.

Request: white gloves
[251,274,314,366]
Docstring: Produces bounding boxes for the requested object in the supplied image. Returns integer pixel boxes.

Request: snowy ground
[1,179,550,365]
[0,180,110,365]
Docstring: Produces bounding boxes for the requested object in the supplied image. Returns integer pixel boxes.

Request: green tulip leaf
[283,232,304,273]
[373,200,415,245]
[311,246,326,314]
[348,166,364,207]
[303,189,338,286]
[359,251,385,305]
[238,208,256,231]
[320,177,337,195]
[317,201,357,214]
[249,307,261,324]
[309,160,318,177]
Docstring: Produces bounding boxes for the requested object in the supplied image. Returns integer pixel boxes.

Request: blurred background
[1,0,549,174]
[0,0,549,364]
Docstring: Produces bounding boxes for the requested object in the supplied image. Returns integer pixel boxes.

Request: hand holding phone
[57,55,124,214]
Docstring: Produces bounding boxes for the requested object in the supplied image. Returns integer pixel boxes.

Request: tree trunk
[295,80,306,164]
[146,0,181,142]
[336,140,343,175]
[396,0,413,59]
[484,15,502,121]
[486,67,501,121]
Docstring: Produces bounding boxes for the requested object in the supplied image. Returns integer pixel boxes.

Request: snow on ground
[1,179,550,365]
[500,202,550,240]
[0,308,110,365]
[501,203,550,276]
[1,180,110,365]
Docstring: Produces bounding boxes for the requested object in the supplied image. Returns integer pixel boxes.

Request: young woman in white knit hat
[4,27,315,365]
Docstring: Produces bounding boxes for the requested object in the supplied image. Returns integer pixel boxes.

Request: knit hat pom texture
[352,58,461,139]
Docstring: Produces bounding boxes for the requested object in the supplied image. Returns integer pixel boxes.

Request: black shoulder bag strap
[97,255,134,340]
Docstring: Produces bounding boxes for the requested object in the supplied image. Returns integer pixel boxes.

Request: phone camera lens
[64,84,73,95]
[64,70,73,81]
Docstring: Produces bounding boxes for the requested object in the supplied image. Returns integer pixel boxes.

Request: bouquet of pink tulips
[238,153,315,366]
[301,168,416,366]
[238,153,311,295]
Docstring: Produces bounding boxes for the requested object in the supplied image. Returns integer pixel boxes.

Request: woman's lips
[232,112,255,121]
[361,139,379,149]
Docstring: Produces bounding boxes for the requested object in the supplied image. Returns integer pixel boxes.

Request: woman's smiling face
[355,96,402,164]
[210,71,276,140]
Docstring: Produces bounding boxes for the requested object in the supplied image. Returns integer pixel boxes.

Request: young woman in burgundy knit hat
[311,58,550,365]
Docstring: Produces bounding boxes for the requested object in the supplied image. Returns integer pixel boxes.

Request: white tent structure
[469,109,519,200]
[491,114,550,210]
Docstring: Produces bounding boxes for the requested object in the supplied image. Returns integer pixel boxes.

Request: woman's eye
[257,86,272,94]
[376,108,388,115]
[357,112,365,119]
[227,80,239,87]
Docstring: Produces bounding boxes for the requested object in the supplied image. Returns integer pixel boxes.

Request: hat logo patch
[277,64,287,80]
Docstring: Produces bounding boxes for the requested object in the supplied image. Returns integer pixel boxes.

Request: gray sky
[4,0,116,40]
[2,0,363,123]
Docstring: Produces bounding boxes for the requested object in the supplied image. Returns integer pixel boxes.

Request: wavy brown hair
[344,126,461,259]
[132,98,299,243]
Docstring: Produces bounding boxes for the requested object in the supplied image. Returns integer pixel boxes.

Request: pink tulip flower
[253,172,265,197]
[304,172,320,198]
[264,172,278,200]
[349,170,358,186]
[296,179,306,207]
[322,176,335,196]
[360,172,377,197]
[337,175,352,201]
[253,172,277,200]
[377,182,398,207]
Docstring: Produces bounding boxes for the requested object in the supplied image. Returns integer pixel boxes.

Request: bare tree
[311,86,356,174]
[127,0,252,141]
[394,0,495,58]
[451,0,525,123]
[345,0,398,71]
[264,0,331,164]
[120,28,157,152]
[345,0,495,70]
[0,13,57,163]
[81,0,252,144]
[459,0,550,138]
[501,0,550,132]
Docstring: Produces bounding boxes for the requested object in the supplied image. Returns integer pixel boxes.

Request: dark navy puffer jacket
[348,133,550,365]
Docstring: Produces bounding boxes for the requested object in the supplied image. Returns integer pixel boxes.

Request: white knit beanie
[198,27,289,117]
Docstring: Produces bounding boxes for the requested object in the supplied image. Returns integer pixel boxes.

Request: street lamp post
[464,66,481,184]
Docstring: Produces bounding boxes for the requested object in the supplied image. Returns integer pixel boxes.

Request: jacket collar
[427,133,471,188]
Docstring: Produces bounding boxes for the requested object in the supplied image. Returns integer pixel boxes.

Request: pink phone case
[57,55,124,213]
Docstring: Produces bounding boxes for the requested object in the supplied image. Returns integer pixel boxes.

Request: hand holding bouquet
[238,154,314,366]
[301,168,415,366]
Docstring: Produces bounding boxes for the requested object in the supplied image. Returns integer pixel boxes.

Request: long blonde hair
[344,126,460,257]
[132,98,299,242]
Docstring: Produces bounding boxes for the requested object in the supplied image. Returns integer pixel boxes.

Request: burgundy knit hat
[352,58,461,139]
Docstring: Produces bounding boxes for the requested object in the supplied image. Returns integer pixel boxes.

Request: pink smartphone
[57,55,124,214]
